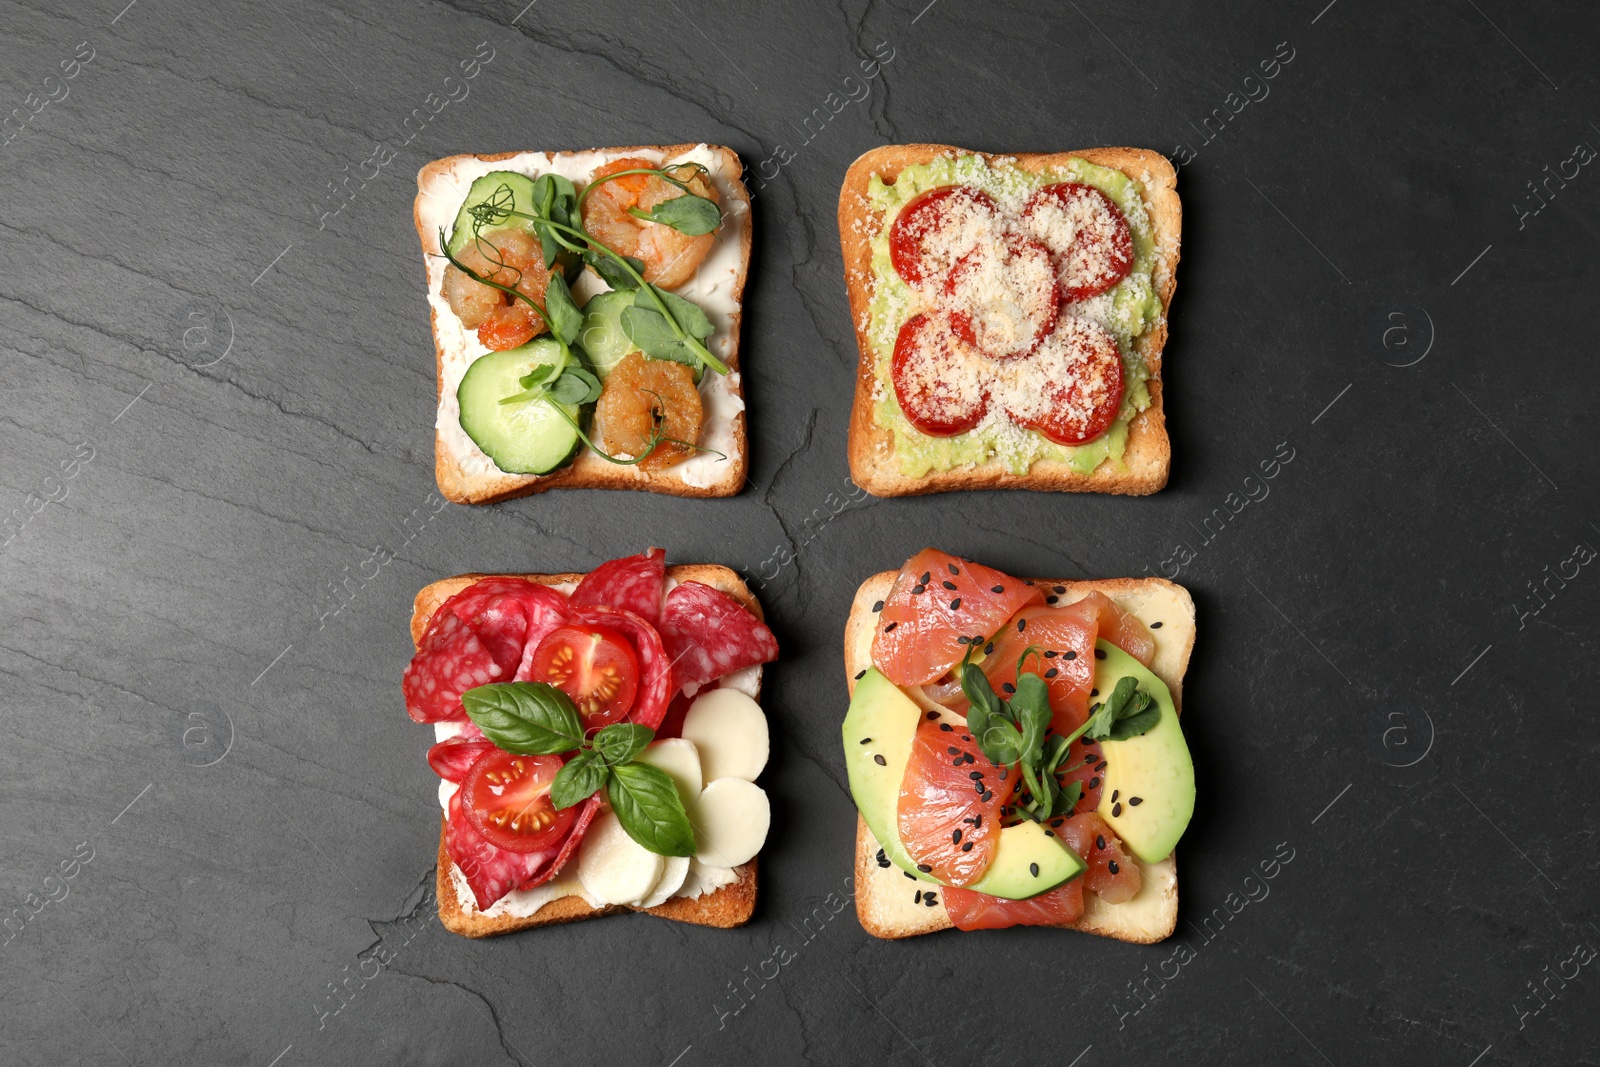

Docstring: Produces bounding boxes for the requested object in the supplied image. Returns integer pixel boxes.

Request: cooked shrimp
[592,353,703,470]
[581,157,719,290]
[442,228,551,349]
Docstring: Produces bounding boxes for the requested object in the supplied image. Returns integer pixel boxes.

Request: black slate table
[2,1,1596,1064]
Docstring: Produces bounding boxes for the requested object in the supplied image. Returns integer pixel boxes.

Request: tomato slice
[872,549,1043,687]
[1003,317,1124,446]
[891,313,991,437]
[943,234,1060,361]
[1020,182,1133,303]
[1060,812,1142,904]
[460,750,575,854]
[529,625,640,730]
[942,877,1084,931]
[897,717,1016,886]
[888,185,1000,286]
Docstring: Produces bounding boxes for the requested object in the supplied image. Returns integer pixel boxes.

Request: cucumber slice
[579,290,638,379]
[457,340,589,475]
[447,171,539,258]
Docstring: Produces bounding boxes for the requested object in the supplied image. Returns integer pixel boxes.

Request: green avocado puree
[866,154,1164,477]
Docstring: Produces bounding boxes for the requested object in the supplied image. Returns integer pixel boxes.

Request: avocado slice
[843,669,1084,900]
[1092,640,1195,864]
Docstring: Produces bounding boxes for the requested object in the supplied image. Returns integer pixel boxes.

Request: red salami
[445,788,601,909]
[427,737,497,783]
[570,604,672,730]
[570,548,666,627]
[659,581,779,690]
[403,579,570,723]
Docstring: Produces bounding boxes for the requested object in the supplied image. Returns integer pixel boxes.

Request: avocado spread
[865,154,1164,478]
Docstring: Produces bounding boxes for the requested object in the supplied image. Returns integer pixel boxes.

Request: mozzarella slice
[677,859,740,900]
[578,810,664,906]
[681,689,769,782]
[637,738,703,804]
[633,855,691,909]
[688,778,770,868]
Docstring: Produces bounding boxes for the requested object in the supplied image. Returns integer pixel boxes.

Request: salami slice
[426,737,498,783]
[659,581,779,691]
[403,579,570,724]
[570,548,666,627]
[516,794,601,891]
[445,789,552,910]
[402,608,527,723]
[570,604,672,730]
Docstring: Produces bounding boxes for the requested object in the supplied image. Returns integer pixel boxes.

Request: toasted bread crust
[843,569,1195,941]
[413,565,764,937]
[415,144,753,504]
[838,144,1181,497]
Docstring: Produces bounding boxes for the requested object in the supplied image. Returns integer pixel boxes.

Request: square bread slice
[843,570,1195,941]
[413,144,752,504]
[839,144,1181,497]
[411,565,764,937]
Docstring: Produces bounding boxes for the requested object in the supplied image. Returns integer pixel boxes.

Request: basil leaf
[594,723,653,766]
[1011,672,1051,757]
[620,304,697,366]
[1055,779,1083,817]
[550,749,609,810]
[544,272,584,346]
[607,762,696,857]
[546,366,602,407]
[632,192,720,236]
[648,285,715,340]
[460,682,584,755]
[1108,702,1161,741]
[585,249,644,292]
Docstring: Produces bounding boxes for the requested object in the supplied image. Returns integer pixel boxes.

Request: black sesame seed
[1090,688,1098,697]
[955,634,970,645]
[874,754,887,766]
[961,841,973,852]
[1050,818,1064,828]
[1045,829,1054,837]
[872,600,884,612]
[998,766,1008,781]
[926,711,939,720]
[1094,649,1106,660]
[877,849,889,867]
[962,735,972,741]
[917,863,932,873]
[939,723,953,732]
[1001,682,1015,694]
[905,871,916,880]
[952,829,962,844]
[1084,753,1096,764]
[950,598,961,610]
[859,737,872,745]
[942,580,957,590]
[1029,862,1040,877]
[973,814,982,827]
[855,670,866,680]
[1017,618,1027,632]
[1150,621,1163,629]
[1044,668,1059,678]
[1044,650,1057,658]
[884,621,898,632]
[1112,802,1123,817]
[1063,650,1077,661]
[991,585,1005,594]
[984,643,994,655]
[914,890,922,903]
[1096,761,1108,772]
[948,563,959,575]
[920,571,931,584]
[947,746,959,755]
[969,771,984,781]
[924,894,938,907]
[1089,777,1100,789]
[1108,860,1120,874]
[1130,796,1143,806]
[912,585,925,595]
[1111,790,1119,802]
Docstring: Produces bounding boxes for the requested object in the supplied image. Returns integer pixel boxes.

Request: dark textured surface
[1,0,1596,1063]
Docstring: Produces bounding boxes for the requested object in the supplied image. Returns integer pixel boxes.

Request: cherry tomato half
[530,625,641,729]
[461,750,574,854]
